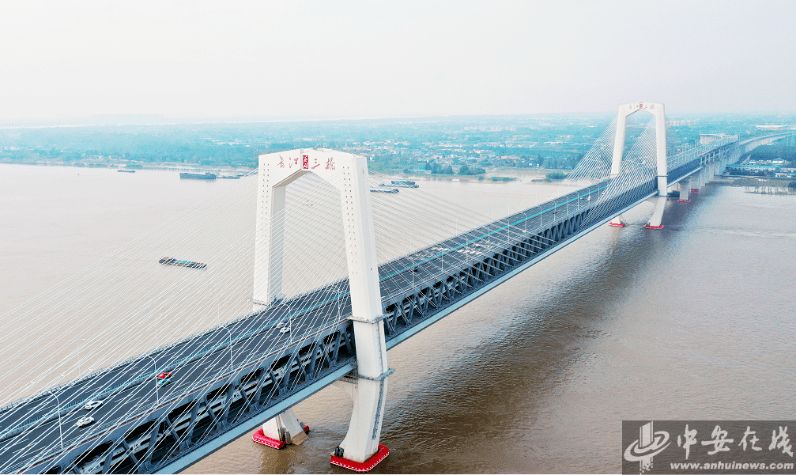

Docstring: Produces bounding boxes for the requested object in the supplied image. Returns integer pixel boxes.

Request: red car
[157,371,173,387]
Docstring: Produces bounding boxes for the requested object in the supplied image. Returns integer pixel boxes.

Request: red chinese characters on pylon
[275,156,298,169]
[275,155,335,171]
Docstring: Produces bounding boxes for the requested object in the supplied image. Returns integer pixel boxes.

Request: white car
[76,416,95,427]
[279,326,290,334]
[83,400,103,411]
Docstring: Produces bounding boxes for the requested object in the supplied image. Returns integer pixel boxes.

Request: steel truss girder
[381,208,591,343]
[32,325,357,474]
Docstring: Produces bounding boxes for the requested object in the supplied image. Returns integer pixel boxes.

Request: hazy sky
[1,0,794,121]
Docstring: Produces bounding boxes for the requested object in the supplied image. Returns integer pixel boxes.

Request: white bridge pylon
[609,102,668,229]
[252,149,391,468]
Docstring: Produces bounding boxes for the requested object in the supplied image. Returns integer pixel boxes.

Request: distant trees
[458,165,485,175]
[0,117,719,176]
[424,160,454,174]
[546,171,567,180]
[749,143,796,163]
[540,156,578,170]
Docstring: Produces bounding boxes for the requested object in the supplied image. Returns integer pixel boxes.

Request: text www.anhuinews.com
[670,461,795,471]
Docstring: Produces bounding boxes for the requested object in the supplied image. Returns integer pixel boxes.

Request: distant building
[755,125,792,131]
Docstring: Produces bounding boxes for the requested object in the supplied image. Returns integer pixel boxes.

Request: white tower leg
[333,358,390,463]
[610,109,628,177]
[332,154,391,466]
[653,105,668,197]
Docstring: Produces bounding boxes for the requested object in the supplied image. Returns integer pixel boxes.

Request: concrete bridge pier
[255,409,309,449]
[609,214,627,227]
[692,167,706,193]
[717,155,727,174]
[678,177,691,202]
[690,174,701,194]
[645,196,667,229]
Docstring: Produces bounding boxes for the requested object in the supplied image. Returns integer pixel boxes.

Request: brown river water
[1,164,795,473]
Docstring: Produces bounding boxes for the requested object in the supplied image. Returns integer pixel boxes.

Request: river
[2,164,795,473]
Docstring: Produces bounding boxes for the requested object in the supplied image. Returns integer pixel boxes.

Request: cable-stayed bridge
[0,103,790,473]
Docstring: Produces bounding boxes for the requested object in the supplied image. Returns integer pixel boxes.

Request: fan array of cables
[0,163,585,472]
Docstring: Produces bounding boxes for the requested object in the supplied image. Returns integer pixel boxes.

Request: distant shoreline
[0,160,255,175]
[0,160,574,183]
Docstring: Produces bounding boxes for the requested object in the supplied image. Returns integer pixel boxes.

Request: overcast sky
[1,0,794,122]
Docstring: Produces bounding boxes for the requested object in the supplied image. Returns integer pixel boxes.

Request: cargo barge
[379,180,419,189]
[159,257,207,269]
[180,172,217,180]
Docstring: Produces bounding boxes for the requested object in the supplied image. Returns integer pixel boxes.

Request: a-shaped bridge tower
[608,102,670,228]
[252,150,391,470]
